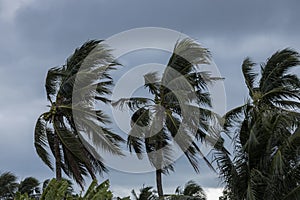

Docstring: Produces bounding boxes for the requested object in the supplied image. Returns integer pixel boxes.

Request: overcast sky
[0,0,300,199]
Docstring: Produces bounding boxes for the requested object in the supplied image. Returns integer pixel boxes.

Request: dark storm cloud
[0,0,300,196]
[14,0,300,42]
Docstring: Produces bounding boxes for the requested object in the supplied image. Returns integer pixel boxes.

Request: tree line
[0,171,206,199]
[2,38,299,199]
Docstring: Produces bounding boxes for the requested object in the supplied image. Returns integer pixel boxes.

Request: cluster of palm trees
[0,172,40,199]
[0,171,206,200]
[131,180,206,200]
[31,39,300,200]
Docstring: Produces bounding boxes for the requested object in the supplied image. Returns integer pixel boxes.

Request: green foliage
[0,171,18,200]
[35,40,124,187]
[113,38,222,197]
[18,177,40,197]
[168,180,206,200]
[39,178,114,200]
[131,185,157,200]
[216,49,300,200]
[14,192,35,200]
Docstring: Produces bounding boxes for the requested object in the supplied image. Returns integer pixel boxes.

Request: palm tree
[216,49,300,199]
[18,177,40,197]
[170,180,206,200]
[34,40,124,188]
[0,171,18,199]
[131,185,157,200]
[113,38,222,198]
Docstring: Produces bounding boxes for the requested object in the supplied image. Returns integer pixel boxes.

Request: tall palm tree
[34,40,124,188]
[113,38,222,198]
[216,49,300,200]
[0,171,18,199]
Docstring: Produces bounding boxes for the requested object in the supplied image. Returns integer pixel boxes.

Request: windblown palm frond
[242,58,258,97]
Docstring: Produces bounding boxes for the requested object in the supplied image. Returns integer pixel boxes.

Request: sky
[0,0,300,199]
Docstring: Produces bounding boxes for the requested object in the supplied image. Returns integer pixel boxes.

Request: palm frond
[61,146,87,189]
[222,104,249,133]
[78,134,108,175]
[34,115,53,170]
[112,97,153,111]
[65,40,103,78]
[283,185,300,200]
[144,71,161,95]
[45,67,65,103]
[242,57,258,96]
[162,38,211,87]
[76,118,124,155]
[260,48,300,93]
[127,135,145,159]
[53,120,86,161]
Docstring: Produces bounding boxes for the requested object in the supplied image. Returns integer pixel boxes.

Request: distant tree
[0,171,18,199]
[168,180,206,200]
[34,40,124,188]
[18,177,40,197]
[131,185,157,200]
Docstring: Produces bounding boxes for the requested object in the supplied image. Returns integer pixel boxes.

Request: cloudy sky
[0,0,300,199]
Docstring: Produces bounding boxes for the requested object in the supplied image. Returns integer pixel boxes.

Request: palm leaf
[45,67,65,103]
[34,115,53,170]
[112,97,153,111]
[162,38,211,87]
[260,48,300,93]
[242,57,257,96]
[144,71,161,95]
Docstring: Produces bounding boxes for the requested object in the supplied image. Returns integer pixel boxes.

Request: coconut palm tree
[113,38,222,198]
[0,171,18,199]
[18,177,40,197]
[131,185,157,200]
[34,40,124,188]
[170,180,206,200]
[216,49,300,200]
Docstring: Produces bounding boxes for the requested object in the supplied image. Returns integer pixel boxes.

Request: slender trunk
[155,105,165,199]
[54,134,62,180]
[156,169,164,199]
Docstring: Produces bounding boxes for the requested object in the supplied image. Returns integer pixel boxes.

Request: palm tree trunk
[54,134,62,180]
[156,169,164,199]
